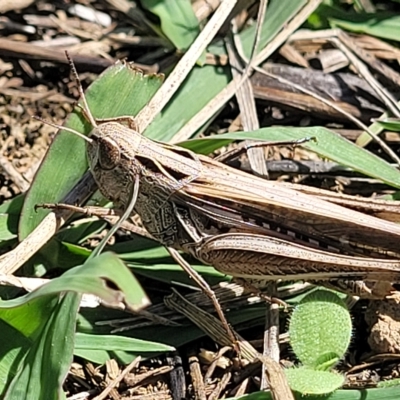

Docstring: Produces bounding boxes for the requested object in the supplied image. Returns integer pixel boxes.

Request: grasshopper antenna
[65,50,98,128]
[32,115,92,143]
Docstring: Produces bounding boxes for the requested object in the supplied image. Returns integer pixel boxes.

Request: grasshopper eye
[98,137,120,170]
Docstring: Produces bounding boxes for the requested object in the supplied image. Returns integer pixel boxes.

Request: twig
[208,371,231,400]
[92,356,141,400]
[0,38,113,72]
[188,354,207,400]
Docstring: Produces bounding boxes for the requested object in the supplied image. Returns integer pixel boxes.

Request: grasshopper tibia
[35,202,117,218]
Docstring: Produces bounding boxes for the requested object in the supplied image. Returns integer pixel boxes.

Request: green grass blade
[240,0,307,58]
[74,332,175,364]
[330,13,400,42]
[373,119,400,132]
[143,64,230,141]
[228,386,400,399]
[141,0,200,51]
[180,127,400,188]
[75,332,174,352]
[315,4,400,42]
[2,294,78,400]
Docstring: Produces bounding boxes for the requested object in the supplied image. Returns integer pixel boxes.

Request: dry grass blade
[173,0,324,142]
[164,289,259,362]
[252,64,400,165]
[226,0,266,176]
[135,0,238,132]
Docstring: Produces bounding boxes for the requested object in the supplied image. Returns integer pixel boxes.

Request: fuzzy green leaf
[289,289,352,369]
[285,367,345,395]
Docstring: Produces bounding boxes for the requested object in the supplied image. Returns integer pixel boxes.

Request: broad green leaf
[0,195,24,246]
[289,290,351,368]
[0,215,17,242]
[20,65,163,239]
[0,320,31,394]
[0,194,24,214]
[285,367,345,395]
[1,294,78,399]
[141,0,200,52]
[0,253,147,397]
[179,127,400,188]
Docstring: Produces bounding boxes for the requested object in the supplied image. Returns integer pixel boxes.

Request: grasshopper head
[87,125,121,171]
[86,122,135,208]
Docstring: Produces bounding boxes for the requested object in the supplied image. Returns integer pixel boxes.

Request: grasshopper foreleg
[36,202,153,239]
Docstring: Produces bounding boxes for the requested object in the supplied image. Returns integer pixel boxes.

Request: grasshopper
[78,115,400,291]
[39,57,400,340]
